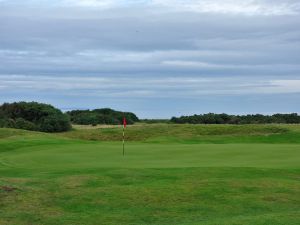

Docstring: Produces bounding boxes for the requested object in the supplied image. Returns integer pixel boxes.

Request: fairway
[1,125,300,225]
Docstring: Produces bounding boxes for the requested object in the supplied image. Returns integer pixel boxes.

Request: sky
[0,0,299,118]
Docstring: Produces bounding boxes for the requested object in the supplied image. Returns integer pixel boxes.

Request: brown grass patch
[0,185,18,192]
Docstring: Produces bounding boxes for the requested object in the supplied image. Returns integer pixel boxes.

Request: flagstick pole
[122,125,125,156]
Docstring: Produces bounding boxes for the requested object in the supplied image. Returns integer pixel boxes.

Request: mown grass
[0,124,300,225]
[1,167,299,225]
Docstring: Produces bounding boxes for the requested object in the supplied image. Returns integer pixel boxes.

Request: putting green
[0,142,299,172]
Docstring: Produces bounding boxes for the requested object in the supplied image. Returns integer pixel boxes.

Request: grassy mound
[59,124,299,143]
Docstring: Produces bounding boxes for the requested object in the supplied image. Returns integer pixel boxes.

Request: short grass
[0,124,300,225]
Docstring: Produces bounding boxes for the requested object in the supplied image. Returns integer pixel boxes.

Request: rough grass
[0,124,300,225]
[0,168,299,225]
[55,123,300,144]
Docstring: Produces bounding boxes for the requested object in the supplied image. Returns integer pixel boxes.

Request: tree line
[67,108,139,126]
[170,113,300,124]
[0,102,140,132]
[1,102,300,133]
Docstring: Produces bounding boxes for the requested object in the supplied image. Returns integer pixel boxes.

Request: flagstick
[122,125,125,156]
[122,117,126,156]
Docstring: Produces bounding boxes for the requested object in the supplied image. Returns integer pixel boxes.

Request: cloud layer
[0,0,299,117]
[1,75,300,96]
[2,0,300,15]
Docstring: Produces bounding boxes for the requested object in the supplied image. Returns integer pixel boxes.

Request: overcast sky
[0,0,299,118]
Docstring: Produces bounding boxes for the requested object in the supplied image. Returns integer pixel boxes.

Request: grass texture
[0,124,299,225]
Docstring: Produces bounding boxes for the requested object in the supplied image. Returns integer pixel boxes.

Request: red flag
[123,117,127,128]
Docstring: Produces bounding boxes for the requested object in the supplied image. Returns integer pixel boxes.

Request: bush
[39,114,71,132]
[0,102,71,132]
[67,108,139,126]
[0,118,16,128]
[171,113,300,124]
[15,118,37,131]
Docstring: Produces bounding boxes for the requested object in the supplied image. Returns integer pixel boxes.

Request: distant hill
[67,108,139,126]
[0,102,71,132]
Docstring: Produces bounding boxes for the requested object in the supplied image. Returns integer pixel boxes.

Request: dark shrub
[0,102,71,132]
[15,118,37,131]
[171,113,300,124]
[39,114,71,132]
[0,118,16,128]
[67,108,139,126]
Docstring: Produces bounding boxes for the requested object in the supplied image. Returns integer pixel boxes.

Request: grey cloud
[0,1,299,117]
[1,1,300,16]
[1,75,300,97]
[0,7,299,76]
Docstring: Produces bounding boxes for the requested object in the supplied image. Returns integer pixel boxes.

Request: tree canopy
[171,113,300,124]
[0,102,71,132]
[67,108,139,126]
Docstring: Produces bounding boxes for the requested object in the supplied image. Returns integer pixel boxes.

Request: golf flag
[122,117,126,156]
[123,117,127,128]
